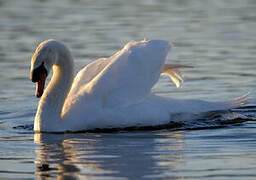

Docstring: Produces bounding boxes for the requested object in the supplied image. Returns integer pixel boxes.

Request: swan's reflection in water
[34,131,185,179]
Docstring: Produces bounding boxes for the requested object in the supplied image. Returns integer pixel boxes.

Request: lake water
[1,0,256,179]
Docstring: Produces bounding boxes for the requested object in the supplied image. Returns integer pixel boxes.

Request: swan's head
[30,39,59,98]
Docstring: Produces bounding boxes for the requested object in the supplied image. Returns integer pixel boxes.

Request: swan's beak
[30,63,48,98]
[35,73,47,98]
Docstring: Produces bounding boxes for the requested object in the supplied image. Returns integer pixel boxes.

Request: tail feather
[161,64,193,88]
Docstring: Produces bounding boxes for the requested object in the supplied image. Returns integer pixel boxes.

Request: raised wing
[68,58,109,97]
[82,40,171,107]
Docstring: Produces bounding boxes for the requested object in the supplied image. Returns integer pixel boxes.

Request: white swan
[30,39,248,132]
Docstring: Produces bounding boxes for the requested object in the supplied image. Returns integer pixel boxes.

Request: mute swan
[30,39,248,132]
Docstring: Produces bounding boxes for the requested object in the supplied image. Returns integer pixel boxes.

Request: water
[1,0,256,179]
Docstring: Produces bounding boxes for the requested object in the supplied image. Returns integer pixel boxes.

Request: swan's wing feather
[63,58,110,114]
[161,64,193,88]
[83,40,171,107]
[68,58,109,97]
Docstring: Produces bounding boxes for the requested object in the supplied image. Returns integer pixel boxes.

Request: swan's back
[65,40,171,110]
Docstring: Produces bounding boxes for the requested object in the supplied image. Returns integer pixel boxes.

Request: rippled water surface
[1,0,256,179]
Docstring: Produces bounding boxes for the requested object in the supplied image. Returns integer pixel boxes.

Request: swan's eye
[31,62,48,82]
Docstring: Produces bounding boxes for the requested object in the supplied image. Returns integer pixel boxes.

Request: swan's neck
[34,51,74,132]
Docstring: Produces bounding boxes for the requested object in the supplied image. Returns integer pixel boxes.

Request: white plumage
[30,39,248,132]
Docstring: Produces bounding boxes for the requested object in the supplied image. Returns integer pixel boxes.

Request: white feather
[161,64,192,88]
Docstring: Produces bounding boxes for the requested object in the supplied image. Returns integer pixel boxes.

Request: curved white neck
[34,48,74,132]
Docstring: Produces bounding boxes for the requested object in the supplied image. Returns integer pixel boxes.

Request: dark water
[1,0,256,179]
